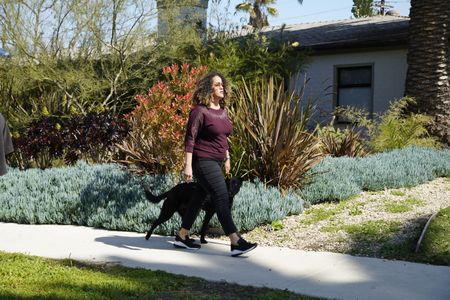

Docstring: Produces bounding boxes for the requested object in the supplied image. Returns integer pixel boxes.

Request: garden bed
[241,177,450,265]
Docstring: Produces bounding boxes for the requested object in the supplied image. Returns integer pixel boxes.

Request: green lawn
[0,252,318,300]
[295,187,450,266]
[379,205,450,266]
[417,205,450,265]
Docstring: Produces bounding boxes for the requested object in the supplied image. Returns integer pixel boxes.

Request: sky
[208,0,411,27]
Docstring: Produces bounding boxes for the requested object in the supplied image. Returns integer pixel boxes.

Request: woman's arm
[183,107,203,182]
[184,152,193,182]
[184,107,204,154]
[224,150,230,174]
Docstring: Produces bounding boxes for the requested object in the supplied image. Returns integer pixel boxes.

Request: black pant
[181,156,238,235]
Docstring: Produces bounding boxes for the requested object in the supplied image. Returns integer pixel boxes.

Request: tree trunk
[405,0,450,146]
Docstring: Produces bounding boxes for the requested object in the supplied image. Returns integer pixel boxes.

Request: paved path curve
[1,222,449,300]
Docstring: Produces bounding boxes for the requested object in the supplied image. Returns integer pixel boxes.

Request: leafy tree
[405,0,450,146]
[0,0,159,129]
[154,0,206,67]
[199,30,306,84]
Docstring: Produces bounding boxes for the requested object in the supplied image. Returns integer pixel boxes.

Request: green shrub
[370,97,440,151]
[316,117,368,157]
[336,97,441,152]
[228,179,303,231]
[201,31,306,84]
[301,147,450,204]
[115,64,207,175]
[0,162,303,235]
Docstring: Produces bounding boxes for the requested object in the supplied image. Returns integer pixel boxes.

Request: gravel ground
[240,177,450,256]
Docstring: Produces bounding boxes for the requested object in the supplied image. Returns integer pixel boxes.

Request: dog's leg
[145,213,174,240]
[200,209,215,244]
[145,201,177,240]
[145,222,159,240]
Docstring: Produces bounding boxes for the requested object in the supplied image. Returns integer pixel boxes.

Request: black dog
[143,177,242,244]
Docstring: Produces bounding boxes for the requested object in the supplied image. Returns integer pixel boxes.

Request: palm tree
[352,0,375,18]
[235,0,303,30]
[235,0,277,29]
[404,0,450,146]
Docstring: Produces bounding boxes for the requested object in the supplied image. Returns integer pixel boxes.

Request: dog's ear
[232,176,243,189]
[228,176,242,197]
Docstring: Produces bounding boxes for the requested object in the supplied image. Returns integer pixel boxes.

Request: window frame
[333,63,374,123]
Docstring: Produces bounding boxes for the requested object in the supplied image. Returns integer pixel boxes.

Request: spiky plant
[317,122,368,157]
[229,76,323,190]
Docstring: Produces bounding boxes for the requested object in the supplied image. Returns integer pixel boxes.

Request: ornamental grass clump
[0,163,303,234]
[229,76,322,190]
[316,117,368,157]
[301,147,450,204]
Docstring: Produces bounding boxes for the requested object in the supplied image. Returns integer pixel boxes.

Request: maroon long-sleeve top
[184,105,232,161]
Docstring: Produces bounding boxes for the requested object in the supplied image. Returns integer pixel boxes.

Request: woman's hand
[184,152,193,182]
[184,164,193,182]
[224,158,231,175]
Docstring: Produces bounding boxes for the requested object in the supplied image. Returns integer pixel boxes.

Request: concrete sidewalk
[0,222,449,300]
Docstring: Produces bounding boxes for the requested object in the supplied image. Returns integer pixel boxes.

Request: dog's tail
[142,184,169,204]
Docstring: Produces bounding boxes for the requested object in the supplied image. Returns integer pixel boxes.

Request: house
[260,15,411,124]
[156,5,411,124]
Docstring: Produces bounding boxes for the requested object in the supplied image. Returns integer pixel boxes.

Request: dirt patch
[241,177,450,258]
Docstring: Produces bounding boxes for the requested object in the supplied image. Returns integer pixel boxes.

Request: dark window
[336,66,373,121]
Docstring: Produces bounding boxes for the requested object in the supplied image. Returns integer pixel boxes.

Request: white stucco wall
[296,48,408,124]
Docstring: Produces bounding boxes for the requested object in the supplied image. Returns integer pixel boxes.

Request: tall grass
[229,77,322,190]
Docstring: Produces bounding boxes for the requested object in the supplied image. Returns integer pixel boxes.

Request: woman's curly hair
[192,71,229,108]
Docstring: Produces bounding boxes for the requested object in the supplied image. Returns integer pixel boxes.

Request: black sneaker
[230,238,257,257]
[173,234,201,250]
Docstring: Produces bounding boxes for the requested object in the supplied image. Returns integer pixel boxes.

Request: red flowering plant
[116,64,207,174]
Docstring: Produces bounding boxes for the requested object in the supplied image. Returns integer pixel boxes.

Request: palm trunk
[250,3,268,29]
[405,0,450,146]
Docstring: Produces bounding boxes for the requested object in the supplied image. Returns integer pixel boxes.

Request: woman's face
[211,75,224,100]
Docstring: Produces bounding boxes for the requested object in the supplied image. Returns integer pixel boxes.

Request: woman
[174,71,257,257]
